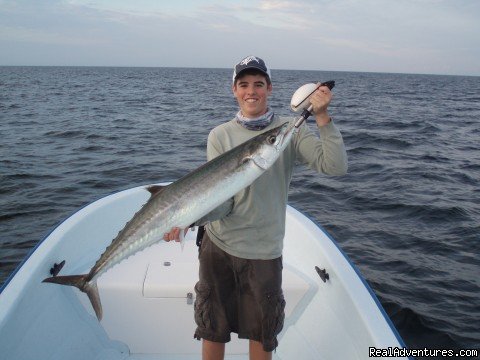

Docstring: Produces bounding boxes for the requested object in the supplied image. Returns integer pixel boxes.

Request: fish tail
[43,274,103,321]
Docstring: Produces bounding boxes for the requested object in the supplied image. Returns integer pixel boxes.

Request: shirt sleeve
[294,120,348,175]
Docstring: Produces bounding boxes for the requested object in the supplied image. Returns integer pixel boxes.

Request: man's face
[232,74,272,119]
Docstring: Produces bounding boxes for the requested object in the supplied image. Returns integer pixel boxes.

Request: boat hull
[0,185,409,359]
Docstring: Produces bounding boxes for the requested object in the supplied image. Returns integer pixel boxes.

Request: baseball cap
[232,55,271,84]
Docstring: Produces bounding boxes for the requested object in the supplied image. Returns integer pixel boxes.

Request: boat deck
[0,185,408,360]
[129,355,270,360]
[96,228,318,358]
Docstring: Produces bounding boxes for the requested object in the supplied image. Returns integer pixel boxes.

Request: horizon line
[0,64,478,78]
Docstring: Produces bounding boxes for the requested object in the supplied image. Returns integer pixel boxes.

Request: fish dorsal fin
[146,185,166,198]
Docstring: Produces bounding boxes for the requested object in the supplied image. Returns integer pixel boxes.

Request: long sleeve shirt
[196,115,348,260]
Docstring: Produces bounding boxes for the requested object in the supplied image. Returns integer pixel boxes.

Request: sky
[1,0,479,76]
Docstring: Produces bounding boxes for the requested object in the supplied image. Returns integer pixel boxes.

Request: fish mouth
[279,122,295,147]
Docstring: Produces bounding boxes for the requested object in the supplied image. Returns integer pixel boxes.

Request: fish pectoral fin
[179,227,185,251]
[146,185,167,198]
[248,155,269,170]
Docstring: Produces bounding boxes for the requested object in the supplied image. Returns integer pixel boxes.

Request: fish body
[43,122,292,320]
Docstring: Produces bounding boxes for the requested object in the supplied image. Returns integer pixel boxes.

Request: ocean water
[1,66,479,355]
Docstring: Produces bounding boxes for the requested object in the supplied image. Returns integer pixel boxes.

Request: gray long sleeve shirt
[197,115,348,260]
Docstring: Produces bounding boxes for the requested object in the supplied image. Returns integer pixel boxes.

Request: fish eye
[267,135,277,144]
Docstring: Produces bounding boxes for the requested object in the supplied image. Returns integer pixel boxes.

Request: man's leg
[203,339,225,360]
[249,340,272,360]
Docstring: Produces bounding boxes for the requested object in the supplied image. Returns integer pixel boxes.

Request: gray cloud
[0,0,478,75]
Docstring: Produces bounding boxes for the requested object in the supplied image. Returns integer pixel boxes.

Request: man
[164,55,348,360]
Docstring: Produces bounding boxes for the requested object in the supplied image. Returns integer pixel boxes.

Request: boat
[0,184,409,359]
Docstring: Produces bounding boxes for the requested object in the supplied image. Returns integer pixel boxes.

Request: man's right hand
[163,227,189,242]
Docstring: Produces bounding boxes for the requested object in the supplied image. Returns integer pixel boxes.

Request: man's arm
[295,84,348,175]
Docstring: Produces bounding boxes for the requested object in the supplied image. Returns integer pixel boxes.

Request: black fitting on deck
[49,260,65,277]
[315,266,330,283]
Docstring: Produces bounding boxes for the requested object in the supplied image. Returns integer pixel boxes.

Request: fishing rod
[290,80,335,128]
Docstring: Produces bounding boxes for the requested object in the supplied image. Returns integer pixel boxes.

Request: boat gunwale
[0,183,162,294]
[286,206,410,353]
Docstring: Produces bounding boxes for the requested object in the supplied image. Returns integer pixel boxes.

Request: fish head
[259,121,291,151]
[247,122,292,169]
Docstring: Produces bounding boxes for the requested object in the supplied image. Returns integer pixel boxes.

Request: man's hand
[163,227,189,242]
[310,83,332,127]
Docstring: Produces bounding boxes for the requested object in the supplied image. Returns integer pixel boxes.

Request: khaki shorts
[193,232,285,352]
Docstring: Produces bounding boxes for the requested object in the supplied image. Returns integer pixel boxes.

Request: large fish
[43,121,295,320]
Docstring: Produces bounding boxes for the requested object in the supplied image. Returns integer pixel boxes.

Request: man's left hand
[310,83,332,127]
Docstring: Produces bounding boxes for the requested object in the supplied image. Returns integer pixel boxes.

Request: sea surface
[1,66,479,356]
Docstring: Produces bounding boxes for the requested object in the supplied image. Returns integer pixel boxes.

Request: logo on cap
[239,56,261,66]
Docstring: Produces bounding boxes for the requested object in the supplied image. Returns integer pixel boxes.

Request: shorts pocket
[194,282,213,330]
[261,290,286,341]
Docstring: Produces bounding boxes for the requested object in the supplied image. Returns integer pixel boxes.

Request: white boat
[0,184,409,360]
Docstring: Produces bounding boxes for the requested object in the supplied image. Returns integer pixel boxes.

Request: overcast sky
[1,0,479,75]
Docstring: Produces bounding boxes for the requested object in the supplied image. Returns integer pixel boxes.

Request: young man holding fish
[164,55,348,360]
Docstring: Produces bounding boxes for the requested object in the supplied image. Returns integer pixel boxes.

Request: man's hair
[234,69,271,86]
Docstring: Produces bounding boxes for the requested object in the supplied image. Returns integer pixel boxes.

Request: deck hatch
[143,262,197,298]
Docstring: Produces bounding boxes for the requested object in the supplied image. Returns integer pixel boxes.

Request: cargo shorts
[193,232,285,352]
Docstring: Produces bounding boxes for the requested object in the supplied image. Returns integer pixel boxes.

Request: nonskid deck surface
[128,355,270,360]
[125,344,298,360]
[128,355,285,360]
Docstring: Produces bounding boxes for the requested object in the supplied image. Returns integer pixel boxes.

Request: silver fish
[43,122,292,320]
